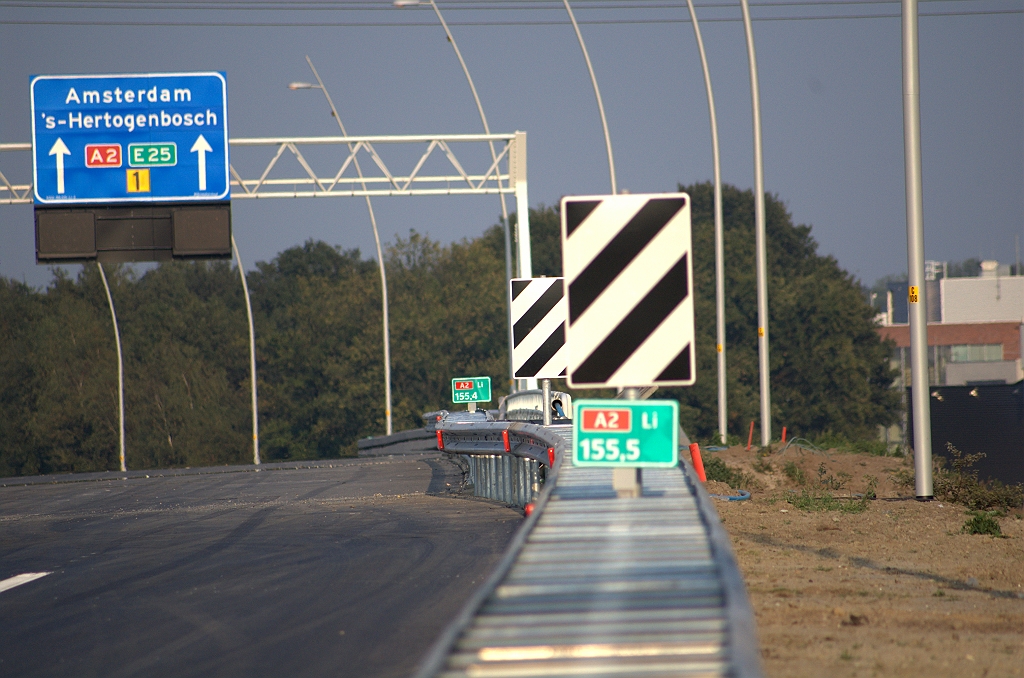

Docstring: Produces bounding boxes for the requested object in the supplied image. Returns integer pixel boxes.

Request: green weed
[895,444,1024,510]
[962,511,1003,536]
[787,490,868,514]
[816,463,851,491]
[812,432,891,456]
[862,475,878,500]
[703,455,755,490]
[783,461,807,486]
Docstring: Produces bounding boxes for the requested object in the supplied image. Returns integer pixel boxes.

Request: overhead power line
[0,10,1018,28]
[0,0,1007,7]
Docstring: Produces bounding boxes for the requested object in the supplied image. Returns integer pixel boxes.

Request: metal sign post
[560,191,693,493]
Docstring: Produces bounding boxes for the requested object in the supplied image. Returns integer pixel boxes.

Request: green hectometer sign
[573,399,678,468]
[451,377,492,403]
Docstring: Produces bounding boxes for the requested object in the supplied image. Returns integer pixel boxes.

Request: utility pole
[902,0,933,498]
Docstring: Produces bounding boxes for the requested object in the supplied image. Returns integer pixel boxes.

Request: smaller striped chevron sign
[510,277,568,379]
[561,193,695,388]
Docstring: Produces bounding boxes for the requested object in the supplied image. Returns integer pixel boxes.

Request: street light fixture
[738,0,772,447]
[394,0,521,391]
[289,57,395,436]
[684,0,728,446]
[560,0,617,195]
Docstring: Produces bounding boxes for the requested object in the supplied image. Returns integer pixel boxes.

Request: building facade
[877,264,1024,387]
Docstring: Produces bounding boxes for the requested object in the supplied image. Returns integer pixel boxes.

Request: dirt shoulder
[703,445,1024,678]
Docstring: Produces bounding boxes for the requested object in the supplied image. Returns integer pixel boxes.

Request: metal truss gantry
[3,133,532,273]
[2,133,528,274]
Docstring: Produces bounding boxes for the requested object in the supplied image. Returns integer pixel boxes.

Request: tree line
[0,182,899,476]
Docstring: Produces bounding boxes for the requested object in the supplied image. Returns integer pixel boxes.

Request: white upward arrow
[49,138,71,194]
[190,134,213,191]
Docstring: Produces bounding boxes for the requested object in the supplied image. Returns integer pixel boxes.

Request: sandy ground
[704,444,1024,678]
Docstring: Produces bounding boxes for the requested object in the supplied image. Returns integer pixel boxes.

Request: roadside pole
[739,0,772,447]
[902,0,933,498]
[97,263,126,473]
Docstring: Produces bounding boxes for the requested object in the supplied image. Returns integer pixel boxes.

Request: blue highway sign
[31,72,229,205]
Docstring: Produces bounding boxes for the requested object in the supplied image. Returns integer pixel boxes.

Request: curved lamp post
[394,0,518,391]
[230,236,260,464]
[684,0,728,445]
[739,0,772,447]
[290,56,394,435]
[562,0,617,195]
[97,263,126,472]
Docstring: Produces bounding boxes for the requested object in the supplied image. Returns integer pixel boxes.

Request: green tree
[249,241,381,460]
[388,228,511,426]
[669,182,899,440]
[0,268,119,475]
[117,261,251,468]
[520,204,563,278]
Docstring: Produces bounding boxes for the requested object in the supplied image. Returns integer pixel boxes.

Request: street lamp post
[561,0,617,195]
[902,0,933,498]
[394,0,518,392]
[231,235,260,464]
[290,56,394,435]
[739,0,772,447]
[684,0,729,445]
[96,263,126,472]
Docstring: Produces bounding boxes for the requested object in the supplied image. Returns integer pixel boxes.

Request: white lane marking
[0,572,52,594]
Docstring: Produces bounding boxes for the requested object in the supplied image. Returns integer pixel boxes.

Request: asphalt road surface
[0,454,522,677]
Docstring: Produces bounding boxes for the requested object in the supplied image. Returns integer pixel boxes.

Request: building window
[891,343,1005,387]
[948,344,1003,363]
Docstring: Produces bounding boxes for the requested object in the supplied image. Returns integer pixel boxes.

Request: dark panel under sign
[173,205,231,257]
[95,206,174,263]
[35,203,231,263]
[36,210,96,259]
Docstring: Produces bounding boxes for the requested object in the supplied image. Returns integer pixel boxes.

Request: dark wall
[908,382,1024,485]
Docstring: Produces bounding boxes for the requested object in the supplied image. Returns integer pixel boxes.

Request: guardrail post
[483,455,490,500]
[501,455,508,503]
[494,455,501,502]
[503,456,512,503]
[492,455,498,500]
[515,457,523,505]
[542,379,552,426]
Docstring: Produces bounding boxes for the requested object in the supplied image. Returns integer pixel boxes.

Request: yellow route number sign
[126,169,151,193]
[908,286,919,304]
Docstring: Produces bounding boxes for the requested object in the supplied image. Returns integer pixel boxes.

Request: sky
[1,0,1021,290]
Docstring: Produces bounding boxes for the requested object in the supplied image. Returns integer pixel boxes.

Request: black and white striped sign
[561,193,695,388]
[510,277,567,379]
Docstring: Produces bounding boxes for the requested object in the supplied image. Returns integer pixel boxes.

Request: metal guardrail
[436,414,559,508]
[418,418,763,678]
